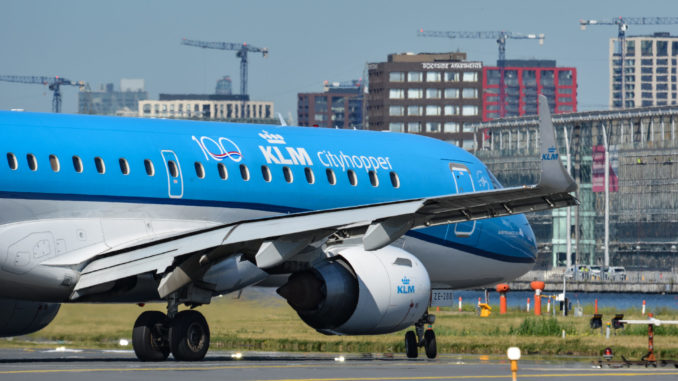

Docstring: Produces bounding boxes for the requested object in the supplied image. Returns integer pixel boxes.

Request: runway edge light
[507,347,521,381]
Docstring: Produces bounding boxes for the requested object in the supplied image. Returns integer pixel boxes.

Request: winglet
[537,95,577,193]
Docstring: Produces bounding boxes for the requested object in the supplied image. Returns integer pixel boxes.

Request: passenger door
[161,150,183,199]
[448,162,476,237]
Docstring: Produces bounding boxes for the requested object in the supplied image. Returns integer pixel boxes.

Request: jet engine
[0,298,60,337]
[277,245,430,335]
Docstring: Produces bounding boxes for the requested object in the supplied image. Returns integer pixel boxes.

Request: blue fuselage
[0,111,537,299]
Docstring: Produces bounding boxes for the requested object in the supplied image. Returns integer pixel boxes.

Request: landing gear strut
[404,312,436,359]
[132,295,210,362]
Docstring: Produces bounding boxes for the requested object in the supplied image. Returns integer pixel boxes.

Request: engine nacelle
[277,245,431,335]
[0,298,60,337]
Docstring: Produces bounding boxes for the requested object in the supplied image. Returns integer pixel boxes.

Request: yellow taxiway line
[1,365,678,379]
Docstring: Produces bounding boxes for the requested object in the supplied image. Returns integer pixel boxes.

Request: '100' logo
[192,136,243,162]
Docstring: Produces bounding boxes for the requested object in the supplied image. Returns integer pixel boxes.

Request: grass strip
[3,297,677,359]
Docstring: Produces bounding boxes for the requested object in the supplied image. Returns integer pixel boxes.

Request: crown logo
[401,276,410,285]
[259,130,285,144]
[547,146,556,153]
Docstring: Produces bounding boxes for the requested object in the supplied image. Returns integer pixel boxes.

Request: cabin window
[283,166,293,183]
[347,170,357,186]
[95,157,106,174]
[369,170,379,187]
[261,165,272,182]
[144,159,155,176]
[7,153,18,170]
[73,156,83,173]
[390,171,400,188]
[119,158,130,175]
[27,154,37,171]
[240,164,250,181]
[304,167,315,184]
[167,160,178,178]
[49,155,60,172]
[218,163,228,180]
[194,162,205,179]
[326,168,336,185]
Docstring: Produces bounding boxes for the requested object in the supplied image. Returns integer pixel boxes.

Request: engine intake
[278,245,431,335]
[277,259,358,330]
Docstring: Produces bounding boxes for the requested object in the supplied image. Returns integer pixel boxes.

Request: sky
[1,0,677,122]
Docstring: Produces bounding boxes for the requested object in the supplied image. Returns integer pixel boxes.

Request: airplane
[0,95,576,361]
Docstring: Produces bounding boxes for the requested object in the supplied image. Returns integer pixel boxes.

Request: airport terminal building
[471,105,678,270]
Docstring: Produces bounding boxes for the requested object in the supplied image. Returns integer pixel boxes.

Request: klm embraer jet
[0,96,576,361]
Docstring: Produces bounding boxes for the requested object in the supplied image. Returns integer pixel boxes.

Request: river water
[454,290,678,311]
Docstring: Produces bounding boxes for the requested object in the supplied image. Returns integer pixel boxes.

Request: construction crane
[418,29,544,118]
[181,38,268,99]
[417,30,544,65]
[0,75,86,113]
[579,17,678,109]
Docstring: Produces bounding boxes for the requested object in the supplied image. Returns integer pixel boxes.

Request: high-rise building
[297,80,364,129]
[79,79,148,116]
[610,32,678,109]
[367,52,483,149]
[482,60,577,121]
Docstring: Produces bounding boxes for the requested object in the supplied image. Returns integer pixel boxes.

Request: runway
[1,348,678,381]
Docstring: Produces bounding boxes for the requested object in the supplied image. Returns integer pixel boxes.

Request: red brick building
[482,60,577,121]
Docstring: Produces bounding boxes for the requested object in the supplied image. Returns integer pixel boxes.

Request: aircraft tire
[169,310,210,361]
[132,311,170,362]
[405,330,418,358]
[424,329,437,359]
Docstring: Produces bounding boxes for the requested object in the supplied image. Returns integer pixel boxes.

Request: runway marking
[257,373,678,380]
[0,364,311,374]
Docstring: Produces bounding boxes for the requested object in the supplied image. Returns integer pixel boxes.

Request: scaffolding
[471,105,678,269]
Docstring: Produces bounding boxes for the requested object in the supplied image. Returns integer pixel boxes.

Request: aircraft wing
[69,95,577,299]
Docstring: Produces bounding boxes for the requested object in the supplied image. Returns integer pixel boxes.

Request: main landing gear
[132,296,210,361]
[405,312,437,359]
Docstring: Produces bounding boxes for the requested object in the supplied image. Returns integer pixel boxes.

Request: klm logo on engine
[397,276,415,294]
[542,146,559,161]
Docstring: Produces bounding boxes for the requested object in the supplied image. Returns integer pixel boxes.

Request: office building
[138,77,275,123]
[610,32,678,109]
[367,52,483,149]
[139,94,274,122]
[79,79,148,116]
[482,60,577,121]
[298,80,364,129]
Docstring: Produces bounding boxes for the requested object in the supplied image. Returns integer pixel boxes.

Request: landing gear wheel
[405,330,418,358]
[132,311,170,362]
[169,310,210,361]
[424,329,437,359]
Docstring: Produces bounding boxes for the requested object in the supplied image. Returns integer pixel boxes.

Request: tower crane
[418,29,545,118]
[0,75,86,113]
[579,17,678,109]
[181,38,268,99]
[417,30,544,63]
